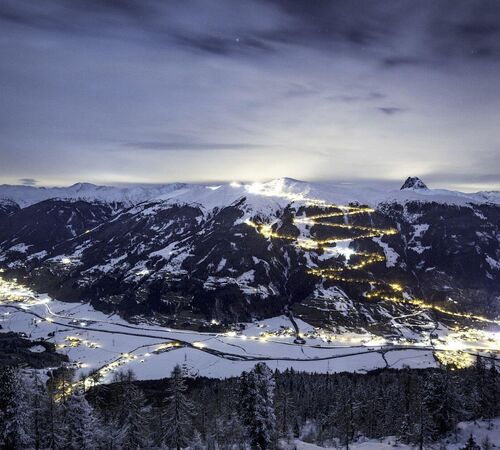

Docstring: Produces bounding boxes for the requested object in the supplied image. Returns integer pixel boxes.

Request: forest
[0,358,499,450]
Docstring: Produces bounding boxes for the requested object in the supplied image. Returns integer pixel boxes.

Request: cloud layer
[1,0,499,190]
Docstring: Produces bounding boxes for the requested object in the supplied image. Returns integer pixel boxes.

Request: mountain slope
[0,178,498,334]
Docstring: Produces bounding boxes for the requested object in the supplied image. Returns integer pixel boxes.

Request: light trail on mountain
[246,201,500,327]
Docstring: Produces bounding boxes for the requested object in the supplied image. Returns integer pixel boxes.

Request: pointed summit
[400,177,428,190]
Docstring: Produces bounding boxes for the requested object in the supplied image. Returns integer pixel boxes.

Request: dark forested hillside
[1,361,499,449]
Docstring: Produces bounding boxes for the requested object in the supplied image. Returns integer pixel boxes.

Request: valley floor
[1,274,499,385]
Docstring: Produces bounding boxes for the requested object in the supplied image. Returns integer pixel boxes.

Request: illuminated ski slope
[245,198,500,327]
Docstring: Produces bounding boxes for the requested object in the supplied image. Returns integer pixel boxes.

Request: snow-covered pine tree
[239,363,276,450]
[483,360,500,418]
[274,378,295,438]
[460,433,480,450]
[424,370,464,437]
[116,369,152,449]
[163,364,195,450]
[63,387,98,450]
[0,366,34,449]
[190,429,205,450]
[223,412,246,449]
[481,435,493,450]
[410,395,435,450]
[99,414,124,450]
[333,378,357,450]
[27,369,50,450]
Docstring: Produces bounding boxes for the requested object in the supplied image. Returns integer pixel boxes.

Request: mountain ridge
[1,177,499,210]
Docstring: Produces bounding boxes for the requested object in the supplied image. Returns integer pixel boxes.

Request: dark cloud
[171,32,274,56]
[18,178,38,186]
[328,92,386,103]
[2,0,500,63]
[377,107,405,116]
[382,57,426,68]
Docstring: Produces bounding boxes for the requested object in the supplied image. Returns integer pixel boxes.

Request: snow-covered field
[1,274,498,384]
[0,291,437,381]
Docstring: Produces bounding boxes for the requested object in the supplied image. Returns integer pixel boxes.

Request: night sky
[1,0,499,191]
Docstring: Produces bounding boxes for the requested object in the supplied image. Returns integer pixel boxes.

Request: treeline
[0,358,499,449]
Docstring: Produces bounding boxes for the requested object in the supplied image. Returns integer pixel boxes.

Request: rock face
[0,178,498,332]
[0,199,20,218]
[400,176,428,190]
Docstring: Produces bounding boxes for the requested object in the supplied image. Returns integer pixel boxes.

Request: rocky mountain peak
[400,176,428,190]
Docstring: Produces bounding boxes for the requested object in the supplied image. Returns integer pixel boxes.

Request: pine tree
[333,379,357,450]
[64,388,97,450]
[27,370,49,450]
[483,361,499,418]
[410,395,435,450]
[163,364,195,450]
[275,381,295,437]
[99,414,123,450]
[481,435,493,450]
[239,363,276,450]
[0,366,34,449]
[461,433,480,450]
[424,370,463,437]
[190,429,205,450]
[116,369,152,449]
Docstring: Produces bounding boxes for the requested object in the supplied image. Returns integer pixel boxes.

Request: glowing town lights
[192,341,206,349]
[389,283,403,292]
[155,343,175,352]
[435,350,475,369]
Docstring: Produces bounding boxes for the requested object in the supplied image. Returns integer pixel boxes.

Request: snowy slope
[156,177,500,209]
[0,177,498,210]
[0,182,187,208]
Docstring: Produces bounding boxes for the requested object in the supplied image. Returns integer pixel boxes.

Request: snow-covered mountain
[0,182,187,208]
[0,177,498,333]
[1,177,498,209]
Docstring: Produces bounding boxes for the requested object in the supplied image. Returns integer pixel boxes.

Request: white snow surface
[372,237,399,267]
[1,178,498,210]
[293,417,500,449]
[0,286,440,382]
[0,182,186,208]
